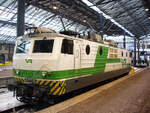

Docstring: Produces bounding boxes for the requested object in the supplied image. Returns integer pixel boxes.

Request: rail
[0,90,25,112]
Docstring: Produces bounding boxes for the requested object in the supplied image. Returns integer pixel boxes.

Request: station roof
[88,0,150,38]
[0,0,150,43]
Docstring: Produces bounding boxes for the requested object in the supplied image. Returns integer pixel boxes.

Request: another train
[12,27,132,104]
[0,43,13,66]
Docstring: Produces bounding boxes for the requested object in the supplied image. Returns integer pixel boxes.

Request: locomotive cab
[13,28,77,103]
[13,36,76,74]
[13,27,80,80]
[14,37,58,71]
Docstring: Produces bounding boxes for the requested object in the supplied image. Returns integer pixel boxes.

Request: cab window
[61,39,73,54]
[130,52,132,57]
[33,40,54,53]
[16,40,31,53]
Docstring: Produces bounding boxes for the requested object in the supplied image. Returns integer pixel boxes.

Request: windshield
[16,40,31,53]
[33,40,54,53]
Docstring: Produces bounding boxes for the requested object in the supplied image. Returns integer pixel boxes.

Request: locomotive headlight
[42,72,46,77]
[16,70,19,74]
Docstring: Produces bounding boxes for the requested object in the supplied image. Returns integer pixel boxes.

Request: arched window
[99,47,103,56]
[86,45,90,55]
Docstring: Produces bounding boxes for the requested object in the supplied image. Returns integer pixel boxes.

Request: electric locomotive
[12,27,131,103]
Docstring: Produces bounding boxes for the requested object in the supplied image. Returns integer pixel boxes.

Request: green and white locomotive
[13,27,131,103]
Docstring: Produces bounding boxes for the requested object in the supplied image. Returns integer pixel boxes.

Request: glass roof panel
[0,0,91,43]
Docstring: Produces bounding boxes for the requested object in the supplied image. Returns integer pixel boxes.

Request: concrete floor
[59,67,150,113]
[38,67,150,113]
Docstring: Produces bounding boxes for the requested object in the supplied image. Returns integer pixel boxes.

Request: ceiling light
[148,17,150,19]
[83,20,86,22]
[53,6,58,10]
[145,8,149,11]
[34,8,39,12]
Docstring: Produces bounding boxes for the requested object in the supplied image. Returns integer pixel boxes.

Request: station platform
[0,64,12,70]
[0,68,12,77]
[38,67,150,113]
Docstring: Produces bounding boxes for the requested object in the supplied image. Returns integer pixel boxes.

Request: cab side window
[122,51,123,57]
[61,39,73,54]
[130,52,132,57]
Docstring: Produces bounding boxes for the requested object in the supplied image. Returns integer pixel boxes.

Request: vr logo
[25,59,32,63]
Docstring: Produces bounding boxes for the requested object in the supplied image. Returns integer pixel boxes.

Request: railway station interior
[0,0,150,113]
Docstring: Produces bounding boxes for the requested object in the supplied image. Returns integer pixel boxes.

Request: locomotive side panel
[105,47,122,72]
[65,43,131,93]
[80,40,99,70]
[57,38,74,71]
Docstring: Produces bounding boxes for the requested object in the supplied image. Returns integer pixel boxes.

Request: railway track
[2,104,33,113]
[0,89,25,113]
[0,76,29,113]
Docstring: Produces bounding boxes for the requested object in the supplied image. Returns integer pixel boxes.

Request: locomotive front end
[12,28,66,104]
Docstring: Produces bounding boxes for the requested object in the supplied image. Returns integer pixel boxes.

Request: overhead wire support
[99,13,104,40]
[134,38,137,66]
[85,20,96,33]
[123,31,126,49]
[137,39,140,62]
[60,17,66,31]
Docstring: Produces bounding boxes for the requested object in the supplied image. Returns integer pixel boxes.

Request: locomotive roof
[22,32,129,52]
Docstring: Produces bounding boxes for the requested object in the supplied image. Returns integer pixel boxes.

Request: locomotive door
[74,40,81,74]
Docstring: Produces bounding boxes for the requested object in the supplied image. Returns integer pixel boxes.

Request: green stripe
[14,46,128,80]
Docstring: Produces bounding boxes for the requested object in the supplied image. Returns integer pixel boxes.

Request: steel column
[137,39,140,62]
[142,41,145,52]
[17,0,25,37]
[99,13,103,40]
[134,38,137,66]
[123,31,126,49]
[8,44,11,61]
